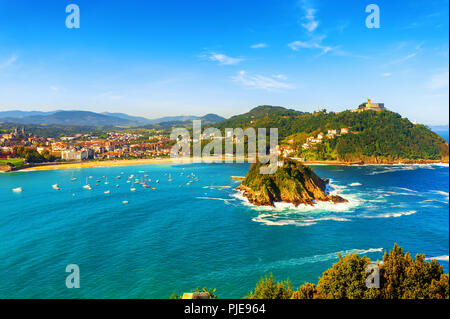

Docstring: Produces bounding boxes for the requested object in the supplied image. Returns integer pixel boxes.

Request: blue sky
[0,0,448,124]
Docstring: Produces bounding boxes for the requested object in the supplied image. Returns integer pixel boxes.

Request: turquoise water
[0,162,448,298]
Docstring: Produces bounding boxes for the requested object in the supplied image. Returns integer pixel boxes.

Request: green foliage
[216,106,449,161]
[291,282,320,299]
[245,273,294,299]
[0,158,25,167]
[316,253,380,299]
[380,244,445,299]
[242,244,449,299]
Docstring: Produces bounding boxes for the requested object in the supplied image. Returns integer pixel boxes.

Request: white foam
[349,182,362,186]
[361,210,417,219]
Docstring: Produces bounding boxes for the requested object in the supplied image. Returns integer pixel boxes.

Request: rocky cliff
[238,158,347,207]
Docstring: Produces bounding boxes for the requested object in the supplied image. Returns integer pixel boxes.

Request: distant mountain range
[0,110,226,127]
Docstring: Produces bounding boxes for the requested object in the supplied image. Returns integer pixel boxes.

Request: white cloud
[272,74,288,80]
[301,6,319,32]
[232,70,293,91]
[207,52,243,65]
[428,70,449,90]
[0,55,18,69]
[288,39,332,54]
[250,43,268,49]
[381,73,392,77]
[50,86,59,92]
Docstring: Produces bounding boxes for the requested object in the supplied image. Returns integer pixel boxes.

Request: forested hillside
[215,106,449,162]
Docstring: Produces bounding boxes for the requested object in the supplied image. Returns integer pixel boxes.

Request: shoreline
[1,157,448,173]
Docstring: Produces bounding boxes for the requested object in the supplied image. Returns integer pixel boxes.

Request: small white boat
[155,180,159,184]
[116,184,120,188]
[122,200,129,204]
[130,188,136,192]
[70,178,77,181]
[52,184,60,190]
[83,178,92,190]
[104,190,110,194]
[12,187,22,193]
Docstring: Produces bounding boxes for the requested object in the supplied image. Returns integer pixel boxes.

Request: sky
[0,0,448,124]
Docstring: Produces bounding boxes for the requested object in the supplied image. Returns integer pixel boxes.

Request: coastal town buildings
[0,127,173,162]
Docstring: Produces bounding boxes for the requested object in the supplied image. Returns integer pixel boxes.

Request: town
[0,127,173,166]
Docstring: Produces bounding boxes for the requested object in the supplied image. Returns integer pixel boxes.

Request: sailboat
[83,177,92,190]
[104,177,109,185]
[52,184,60,190]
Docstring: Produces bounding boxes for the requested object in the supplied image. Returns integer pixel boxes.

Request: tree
[245,273,294,299]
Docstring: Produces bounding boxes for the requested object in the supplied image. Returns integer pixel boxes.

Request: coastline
[1,157,448,173]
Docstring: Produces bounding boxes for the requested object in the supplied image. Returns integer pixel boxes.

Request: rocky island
[238,158,347,207]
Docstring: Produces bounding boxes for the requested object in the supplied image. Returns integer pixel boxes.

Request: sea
[0,133,448,298]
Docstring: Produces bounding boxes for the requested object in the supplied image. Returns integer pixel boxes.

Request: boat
[116,184,120,188]
[83,177,92,190]
[104,190,110,194]
[130,188,136,192]
[52,184,60,190]
[122,200,129,204]
[70,177,77,181]
[155,180,159,184]
[12,187,22,192]
[104,177,109,185]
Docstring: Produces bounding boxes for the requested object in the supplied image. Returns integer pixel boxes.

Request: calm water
[0,161,448,298]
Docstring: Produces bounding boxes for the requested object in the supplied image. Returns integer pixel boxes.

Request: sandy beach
[2,156,448,172]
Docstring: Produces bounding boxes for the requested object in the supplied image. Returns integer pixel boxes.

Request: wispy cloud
[301,0,319,32]
[381,73,392,77]
[205,52,244,65]
[428,70,449,90]
[232,70,293,91]
[250,43,268,49]
[288,38,332,54]
[0,55,18,69]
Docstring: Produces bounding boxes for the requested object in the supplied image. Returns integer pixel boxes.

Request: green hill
[216,105,449,163]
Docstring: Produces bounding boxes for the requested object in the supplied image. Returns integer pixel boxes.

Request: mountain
[102,112,153,125]
[216,105,301,129]
[200,113,227,124]
[0,111,135,126]
[238,158,347,207]
[0,110,226,127]
[217,105,449,163]
[0,110,57,119]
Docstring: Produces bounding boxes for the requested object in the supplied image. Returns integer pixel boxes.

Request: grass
[0,158,25,167]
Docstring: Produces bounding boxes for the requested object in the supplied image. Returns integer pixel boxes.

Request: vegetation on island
[172,244,449,299]
[238,158,347,206]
